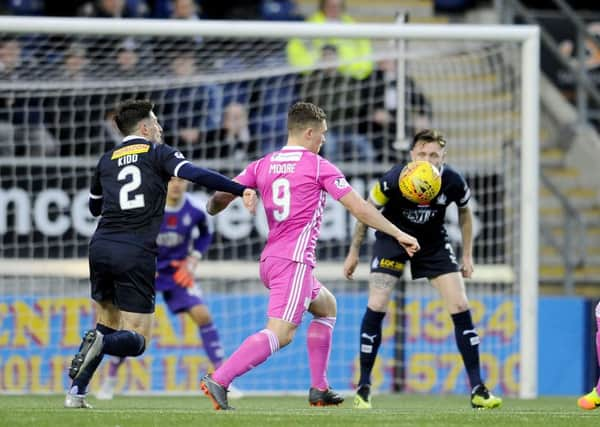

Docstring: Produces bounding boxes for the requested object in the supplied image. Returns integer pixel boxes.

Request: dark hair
[114,99,154,135]
[411,129,446,149]
[288,102,327,133]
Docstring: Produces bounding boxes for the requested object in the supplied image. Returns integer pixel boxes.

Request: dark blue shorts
[371,237,460,279]
[89,238,156,313]
[155,274,204,314]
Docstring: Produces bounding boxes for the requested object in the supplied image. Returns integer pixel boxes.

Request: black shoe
[201,375,234,410]
[68,330,104,380]
[308,387,345,406]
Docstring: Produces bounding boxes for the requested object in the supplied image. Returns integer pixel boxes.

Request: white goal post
[0,17,539,398]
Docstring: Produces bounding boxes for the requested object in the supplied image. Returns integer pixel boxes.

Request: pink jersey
[236,146,352,267]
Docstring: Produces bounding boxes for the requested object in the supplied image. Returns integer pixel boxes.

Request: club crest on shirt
[183,213,192,226]
[334,178,349,189]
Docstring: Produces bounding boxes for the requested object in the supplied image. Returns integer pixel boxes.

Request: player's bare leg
[432,272,501,409]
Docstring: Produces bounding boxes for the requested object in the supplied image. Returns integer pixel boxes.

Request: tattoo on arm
[350,221,368,251]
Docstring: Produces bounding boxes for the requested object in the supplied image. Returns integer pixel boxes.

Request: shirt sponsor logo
[403,208,437,224]
[156,231,184,247]
[111,143,150,159]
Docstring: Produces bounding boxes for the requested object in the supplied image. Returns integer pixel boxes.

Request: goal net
[0,18,539,398]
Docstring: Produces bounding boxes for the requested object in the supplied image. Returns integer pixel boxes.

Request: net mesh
[0,24,522,396]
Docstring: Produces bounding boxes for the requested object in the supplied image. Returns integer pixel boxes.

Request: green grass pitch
[0,394,597,427]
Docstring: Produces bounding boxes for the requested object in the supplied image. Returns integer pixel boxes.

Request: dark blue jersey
[370,163,470,245]
[89,135,247,253]
[156,194,212,279]
[89,136,189,250]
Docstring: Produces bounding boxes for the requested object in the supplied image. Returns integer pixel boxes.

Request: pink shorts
[259,257,321,325]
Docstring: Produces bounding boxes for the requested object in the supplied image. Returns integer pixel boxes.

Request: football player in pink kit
[200,102,420,410]
[578,301,600,409]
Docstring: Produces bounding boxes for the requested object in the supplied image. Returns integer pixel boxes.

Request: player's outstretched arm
[177,163,257,215]
[206,188,257,216]
[207,191,236,215]
[344,220,369,280]
[458,204,474,278]
[177,163,245,197]
[339,190,420,257]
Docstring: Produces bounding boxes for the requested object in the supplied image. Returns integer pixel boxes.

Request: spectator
[261,0,303,21]
[247,72,298,156]
[204,101,256,159]
[161,49,221,156]
[60,42,89,81]
[172,0,200,19]
[360,57,432,163]
[113,37,144,79]
[170,1,204,45]
[0,38,57,156]
[299,45,373,162]
[79,0,146,18]
[286,0,373,80]
[0,38,27,80]
[3,0,45,15]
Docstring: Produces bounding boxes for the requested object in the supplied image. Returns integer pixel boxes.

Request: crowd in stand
[0,0,432,162]
[0,0,302,20]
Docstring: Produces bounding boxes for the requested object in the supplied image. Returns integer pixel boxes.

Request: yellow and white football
[398,160,442,204]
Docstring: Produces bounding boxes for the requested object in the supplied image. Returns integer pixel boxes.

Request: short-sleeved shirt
[236,145,352,267]
[89,136,189,252]
[370,163,470,246]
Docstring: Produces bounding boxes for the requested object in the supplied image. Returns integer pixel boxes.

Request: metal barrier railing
[498,0,600,126]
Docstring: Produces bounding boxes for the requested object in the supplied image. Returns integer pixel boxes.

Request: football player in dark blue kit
[96,176,242,400]
[344,129,502,410]
[64,99,256,408]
